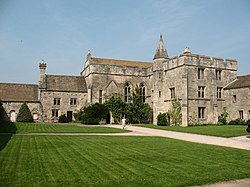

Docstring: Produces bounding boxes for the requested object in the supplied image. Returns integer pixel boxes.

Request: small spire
[153,35,169,60]
[184,47,191,54]
[86,50,91,61]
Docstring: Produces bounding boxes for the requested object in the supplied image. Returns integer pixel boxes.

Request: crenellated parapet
[163,48,237,71]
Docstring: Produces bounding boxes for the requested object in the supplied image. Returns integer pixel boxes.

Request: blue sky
[0,0,250,84]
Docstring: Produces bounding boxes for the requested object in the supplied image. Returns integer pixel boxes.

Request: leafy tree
[157,113,168,126]
[126,85,153,124]
[59,114,68,123]
[168,99,182,126]
[80,103,109,125]
[0,99,9,122]
[104,94,127,123]
[218,107,229,125]
[16,102,33,122]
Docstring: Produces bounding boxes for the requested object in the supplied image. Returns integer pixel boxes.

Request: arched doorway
[9,110,16,122]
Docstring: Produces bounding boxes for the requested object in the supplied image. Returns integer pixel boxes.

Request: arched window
[140,83,146,102]
[124,82,132,103]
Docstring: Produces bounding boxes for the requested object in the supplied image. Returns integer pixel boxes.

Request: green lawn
[0,122,128,133]
[0,135,250,187]
[136,124,249,137]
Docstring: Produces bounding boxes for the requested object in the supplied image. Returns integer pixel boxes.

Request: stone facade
[0,36,249,125]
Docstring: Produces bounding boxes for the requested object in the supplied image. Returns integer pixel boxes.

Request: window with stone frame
[217,87,222,99]
[53,98,60,105]
[198,86,205,98]
[159,91,162,98]
[170,87,175,99]
[216,70,222,81]
[139,83,146,103]
[239,110,244,120]
[198,68,205,79]
[52,109,59,117]
[124,82,132,103]
[198,107,206,119]
[70,98,77,106]
[232,95,236,103]
[99,90,103,104]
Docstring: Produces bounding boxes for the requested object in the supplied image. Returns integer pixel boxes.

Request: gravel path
[108,125,250,151]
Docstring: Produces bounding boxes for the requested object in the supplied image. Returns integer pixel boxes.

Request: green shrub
[16,102,33,122]
[228,119,246,125]
[157,113,168,126]
[58,114,68,123]
[0,99,9,122]
[216,122,224,126]
[80,103,109,125]
[246,120,250,133]
[217,107,229,125]
[218,116,227,125]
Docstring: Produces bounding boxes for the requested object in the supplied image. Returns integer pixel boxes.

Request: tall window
[170,87,175,99]
[99,90,103,104]
[139,83,146,102]
[159,91,162,98]
[52,109,59,117]
[198,68,204,79]
[124,83,132,103]
[198,107,206,119]
[239,110,244,120]
[70,98,77,106]
[53,98,60,105]
[216,70,222,81]
[217,87,222,99]
[232,95,236,103]
[198,86,205,98]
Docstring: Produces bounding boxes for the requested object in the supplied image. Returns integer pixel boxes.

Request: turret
[39,59,47,89]
[153,34,169,71]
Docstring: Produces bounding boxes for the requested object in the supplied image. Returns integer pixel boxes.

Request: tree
[218,107,229,125]
[80,103,109,125]
[126,85,153,124]
[168,99,182,126]
[16,102,33,122]
[0,99,9,122]
[104,94,127,123]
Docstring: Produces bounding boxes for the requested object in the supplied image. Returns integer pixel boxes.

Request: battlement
[164,51,237,71]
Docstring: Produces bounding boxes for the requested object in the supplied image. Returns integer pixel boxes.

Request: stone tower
[152,35,169,123]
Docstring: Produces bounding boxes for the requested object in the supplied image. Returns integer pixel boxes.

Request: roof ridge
[91,57,151,64]
[0,82,38,86]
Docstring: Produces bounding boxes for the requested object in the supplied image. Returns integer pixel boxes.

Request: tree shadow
[0,122,17,151]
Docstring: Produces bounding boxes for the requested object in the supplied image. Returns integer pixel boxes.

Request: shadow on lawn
[0,122,17,151]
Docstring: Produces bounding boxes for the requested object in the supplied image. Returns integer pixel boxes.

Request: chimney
[39,59,47,89]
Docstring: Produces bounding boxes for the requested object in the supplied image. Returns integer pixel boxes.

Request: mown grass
[0,122,128,133]
[0,135,250,187]
[136,124,249,137]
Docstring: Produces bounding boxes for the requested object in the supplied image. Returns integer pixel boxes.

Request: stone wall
[2,101,42,122]
[224,87,250,121]
[40,91,87,122]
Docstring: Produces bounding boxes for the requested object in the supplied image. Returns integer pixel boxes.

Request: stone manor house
[0,35,249,126]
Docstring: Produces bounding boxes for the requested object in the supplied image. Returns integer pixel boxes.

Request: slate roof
[90,57,152,68]
[45,75,87,92]
[0,83,39,102]
[224,74,250,90]
[153,35,169,60]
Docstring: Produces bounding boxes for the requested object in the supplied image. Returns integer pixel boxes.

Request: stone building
[0,35,249,125]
